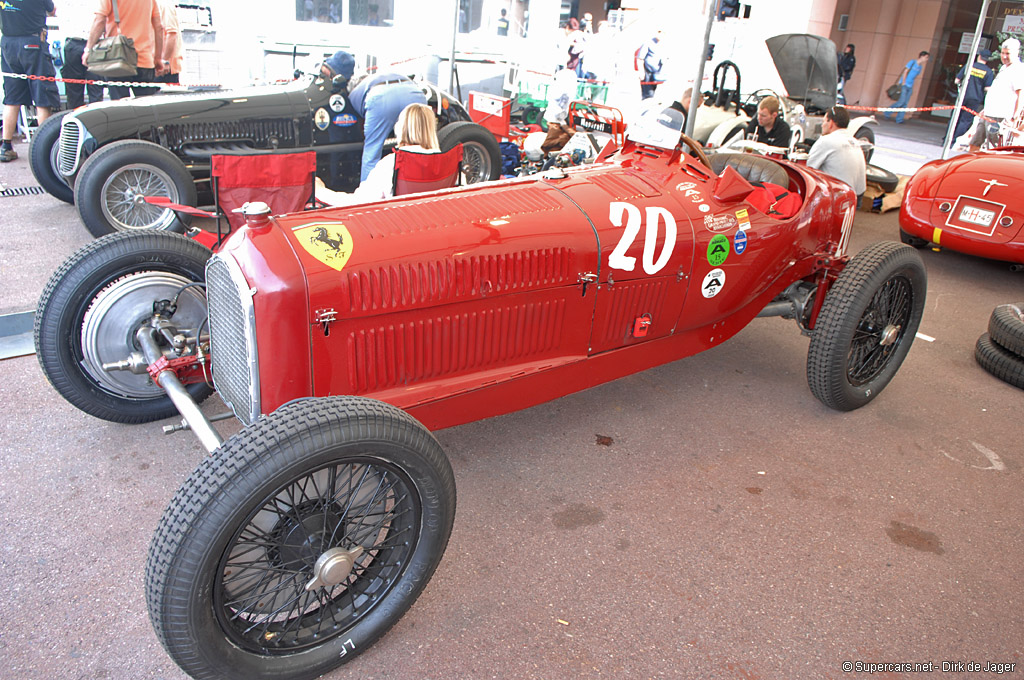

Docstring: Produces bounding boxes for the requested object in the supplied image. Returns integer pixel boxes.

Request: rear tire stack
[975,303,1024,389]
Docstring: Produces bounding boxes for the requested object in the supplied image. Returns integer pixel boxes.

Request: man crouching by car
[808,105,866,199]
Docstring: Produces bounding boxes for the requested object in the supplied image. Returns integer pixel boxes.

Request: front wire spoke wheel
[215,459,417,654]
[147,396,456,680]
[100,164,177,231]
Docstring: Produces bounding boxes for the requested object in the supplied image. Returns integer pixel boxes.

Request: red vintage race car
[900,146,1024,268]
[34,123,926,680]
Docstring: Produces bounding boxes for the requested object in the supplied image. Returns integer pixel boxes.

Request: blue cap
[978,48,993,60]
[324,51,355,80]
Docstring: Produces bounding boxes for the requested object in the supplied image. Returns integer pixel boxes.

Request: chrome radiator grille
[57,118,84,176]
[206,254,260,425]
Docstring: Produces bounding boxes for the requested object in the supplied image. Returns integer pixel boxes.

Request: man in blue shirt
[348,69,428,181]
[886,51,930,123]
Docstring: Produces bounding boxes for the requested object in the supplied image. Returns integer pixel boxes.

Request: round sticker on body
[330,94,346,112]
[701,268,726,298]
[734,230,748,255]
[707,234,729,266]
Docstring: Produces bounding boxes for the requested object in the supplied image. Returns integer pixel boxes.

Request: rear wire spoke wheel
[437,121,502,184]
[146,396,456,680]
[807,241,927,410]
[74,139,197,237]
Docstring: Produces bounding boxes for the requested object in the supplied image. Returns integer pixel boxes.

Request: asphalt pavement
[1,129,1022,680]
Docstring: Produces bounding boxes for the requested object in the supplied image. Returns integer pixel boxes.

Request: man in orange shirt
[157,0,182,84]
[83,0,163,99]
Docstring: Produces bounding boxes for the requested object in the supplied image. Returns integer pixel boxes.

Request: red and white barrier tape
[1,70,225,89]
[847,103,1000,124]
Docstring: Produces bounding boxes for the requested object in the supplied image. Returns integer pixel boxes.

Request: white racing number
[607,202,678,275]
[339,638,356,657]
[836,204,855,257]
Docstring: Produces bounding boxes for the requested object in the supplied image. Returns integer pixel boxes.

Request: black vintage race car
[29,73,502,237]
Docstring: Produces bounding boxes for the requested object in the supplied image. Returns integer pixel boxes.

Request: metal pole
[449,0,459,94]
[942,0,991,159]
[686,0,718,138]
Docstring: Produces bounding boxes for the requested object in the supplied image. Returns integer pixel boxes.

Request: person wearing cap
[807,106,866,198]
[347,67,427,181]
[953,49,994,142]
[320,49,355,84]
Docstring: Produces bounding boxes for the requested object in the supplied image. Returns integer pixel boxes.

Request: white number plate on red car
[946,195,1005,236]
[959,205,995,227]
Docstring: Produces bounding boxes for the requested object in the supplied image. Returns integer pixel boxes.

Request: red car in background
[900,146,1024,268]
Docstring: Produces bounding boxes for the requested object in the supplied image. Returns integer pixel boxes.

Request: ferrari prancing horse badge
[293,222,354,272]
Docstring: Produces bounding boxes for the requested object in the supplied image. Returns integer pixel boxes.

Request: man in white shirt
[807,106,866,196]
[970,37,1024,150]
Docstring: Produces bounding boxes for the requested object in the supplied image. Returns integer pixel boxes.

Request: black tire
[34,231,213,423]
[807,241,927,410]
[29,110,75,204]
[522,105,541,125]
[853,125,875,163]
[989,303,1024,357]
[866,163,899,193]
[975,333,1024,390]
[74,140,197,238]
[899,228,928,249]
[146,396,456,680]
[437,121,502,184]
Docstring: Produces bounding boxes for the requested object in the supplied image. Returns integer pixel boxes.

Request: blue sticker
[734,230,748,255]
[333,113,358,127]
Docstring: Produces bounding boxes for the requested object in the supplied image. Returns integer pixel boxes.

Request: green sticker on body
[707,234,729,266]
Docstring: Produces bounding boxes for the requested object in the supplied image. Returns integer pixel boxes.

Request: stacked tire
[975,303,1024,389]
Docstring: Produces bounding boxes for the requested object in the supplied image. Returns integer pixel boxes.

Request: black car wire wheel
[146,396,456,680]
[808,241,927,410]
[845,275,914,385]
[215,458,419,654]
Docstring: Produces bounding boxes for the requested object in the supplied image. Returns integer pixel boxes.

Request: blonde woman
[316,103,440,205]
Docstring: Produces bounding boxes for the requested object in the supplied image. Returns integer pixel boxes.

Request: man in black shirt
[953,49,994,141]
[1,0,60,162]
[744,95,792,148]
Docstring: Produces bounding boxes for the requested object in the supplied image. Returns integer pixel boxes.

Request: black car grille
[57,118,83,175]
[206,254,260,426]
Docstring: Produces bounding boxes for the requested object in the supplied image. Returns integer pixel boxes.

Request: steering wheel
[741,88,784,117]
[677,131,712,169]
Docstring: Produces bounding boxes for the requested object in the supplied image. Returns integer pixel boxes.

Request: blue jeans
[888,84,914,123]
[360,81,427,182]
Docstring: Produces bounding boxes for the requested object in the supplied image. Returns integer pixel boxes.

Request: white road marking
[941,442,1006,471]
[915,332,935,342]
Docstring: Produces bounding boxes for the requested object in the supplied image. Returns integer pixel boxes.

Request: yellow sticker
[293,222,354,271]
[932,227,942,245]
[736,208,749,220]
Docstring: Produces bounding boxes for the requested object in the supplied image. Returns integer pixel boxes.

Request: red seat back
[393,146,463,197]
[211,151,317,229]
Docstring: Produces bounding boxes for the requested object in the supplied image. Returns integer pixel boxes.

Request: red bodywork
[900,146,1024,264]
[213,141,856,431]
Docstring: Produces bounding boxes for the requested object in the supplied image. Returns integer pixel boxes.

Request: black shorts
[1,34,61,109]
